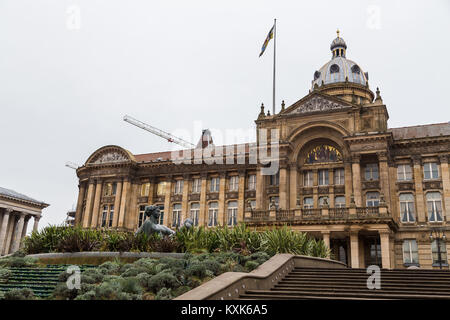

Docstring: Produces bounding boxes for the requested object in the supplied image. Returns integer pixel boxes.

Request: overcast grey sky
[0,0,449,232]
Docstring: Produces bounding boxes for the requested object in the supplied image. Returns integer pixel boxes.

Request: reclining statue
[135,205,175,237]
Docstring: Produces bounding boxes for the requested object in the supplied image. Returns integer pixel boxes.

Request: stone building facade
[75,33,450,270]
[0,187,48,255]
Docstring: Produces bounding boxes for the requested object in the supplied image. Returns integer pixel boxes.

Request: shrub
[119,277,142,295]
[0,267,11,281]
[81,269,104,284]
[244,260,260,271]
[0,256,36,268]
[3,288,35,300]
[201,259,221,275]
[52,282,79,300]
[147,271,180,293]
[155,287,173,300]
[185,263,207,278]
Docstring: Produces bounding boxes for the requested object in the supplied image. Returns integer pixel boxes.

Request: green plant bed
[35,256,140,266]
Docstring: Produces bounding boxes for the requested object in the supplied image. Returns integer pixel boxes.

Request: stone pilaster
[279,164,289,209]
[378,152,391,210]
[322,231,331,258]
[350,231,360,268]
[439,155,450,221]
[91,179,103,228]
[181,174,191,223]
[32,215,40,232]
[218,172,227,226]
[351,154,362,207]
[164,178,173,227]
[344,159,353,206]
[289,163,298,209]
[237,170,246,223]
[255,166,266,209]
[412,155,426,222]
[118,178,131,228]
[199,173,208,226]
[379,230,392,269]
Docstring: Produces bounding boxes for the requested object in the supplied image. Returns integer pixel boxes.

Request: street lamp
[430,227,447,270]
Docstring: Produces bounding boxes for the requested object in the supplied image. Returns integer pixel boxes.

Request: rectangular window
[157,182,166,196]
[432,240,448,265]
[364,163,379,181]
[174,180,184,195]
[227,201,238,226]
[304,171,313,187]
[172,204,182,227]
[334,168,345,185]
[399,193,415,223]
[101,205,108,227]
[397,164,412,181]
[190,203,200,226]
[157,205,165,225]
[303,197,313,209]
[318,169,329,186]
[192,178,201,193]
[335,196,346,208]
[269,173,279,186]
[140,183,150,197]
[108,205,114,227]
[427,192,443,222]
[208,202,218,227]
[229,176,239,191]
[424,162,439,180]
[366,192,380,207]
[210,177,220,192]
[138,205,146,227]
[248,174,256,190]
[403,240,419,265]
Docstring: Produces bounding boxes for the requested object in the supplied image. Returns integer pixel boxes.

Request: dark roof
[0,187,48,206]
[389,122,450,140]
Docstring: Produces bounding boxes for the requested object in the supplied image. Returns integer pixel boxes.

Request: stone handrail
[175,254,347,300]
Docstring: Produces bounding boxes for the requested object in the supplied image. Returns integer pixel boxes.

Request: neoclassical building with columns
[0,187,48,255]
[74,33,450,270]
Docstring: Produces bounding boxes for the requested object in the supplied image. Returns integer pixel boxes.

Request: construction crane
[65,161,79,170]
[123,115,195,149]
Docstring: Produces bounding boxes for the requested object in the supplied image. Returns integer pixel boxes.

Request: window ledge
[432,263,449,267]
[403,263,420,268]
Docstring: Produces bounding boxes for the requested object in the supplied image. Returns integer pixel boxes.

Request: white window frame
[172,204,182,227]
[399,193,415,223]
[174,180,184,195]
[304,171,313,187]
[192,178,201,193]
[190,203,200,226]
[229,176,239,191]
[303,197,313,209]
[101,205,109,227]
[424,162,439,180]
[138,205,146,227]
[397,164,412,181]
[248,175,256,190]
[208,202,218,227]
[334,168,345,185]
[427,192,443,222]
[335,196,346,208]
[227,201,238,226]
[366,192,380,207]
[403,240,419,265]
[318,169,329,186]
[365,163,379,181]
[210,177,220,192]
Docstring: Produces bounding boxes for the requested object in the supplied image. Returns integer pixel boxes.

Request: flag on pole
[259,24,274,57]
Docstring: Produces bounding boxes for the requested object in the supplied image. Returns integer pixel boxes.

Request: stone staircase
[239,267,450,300]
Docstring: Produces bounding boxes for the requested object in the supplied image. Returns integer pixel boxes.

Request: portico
[0,187,48,256]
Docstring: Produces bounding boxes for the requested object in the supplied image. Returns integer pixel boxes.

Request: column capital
[411,155,422,166]
[219,171,227,179]
[200,172,208,179]
[182,173,191,181]
[376,151,389,162]
[288,162,298,170]
[238,169,246,177]
[33,215,41,221]
[5,207,13,214]
[351,154,361,163]
[439,154,449,164]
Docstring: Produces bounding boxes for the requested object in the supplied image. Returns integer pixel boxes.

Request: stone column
[439,155,450,221]
[74,182,86,226]
[351,155,362,207]
[20,216,30,249]
[379,231,392,269]
[322,231,331,257]
[350,231,360,268]
[344,159,353,206]
[147,177,155,205]
[218,172,227,225]
[91,179,103,228]
[4,216,16,255]
[289,163,298,209]
[255,166,266,209]
[312,169,318,208]
[0,208,12,256]
[237,170,246,223]
[199,173,207,226]
[164,178,173,227]
[118,178,131,228]
[181,174,190,223]
[32,215,40,232]
[112,179,123,228]
[82,179,96,228]
[11,213,25,253]
[378,152,391,210]
[412,156,426,222]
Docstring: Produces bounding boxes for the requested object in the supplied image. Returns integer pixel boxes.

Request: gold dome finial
[336,28,340,38]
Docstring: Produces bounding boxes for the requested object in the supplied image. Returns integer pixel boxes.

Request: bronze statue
[135,205,175,237]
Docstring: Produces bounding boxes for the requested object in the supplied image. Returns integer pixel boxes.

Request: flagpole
[272,18,276,115]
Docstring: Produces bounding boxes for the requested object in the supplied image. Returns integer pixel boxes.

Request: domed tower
[311,30,374,104]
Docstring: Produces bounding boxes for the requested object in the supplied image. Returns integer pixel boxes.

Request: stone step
[275,281,450,290]
[283,274,450,282]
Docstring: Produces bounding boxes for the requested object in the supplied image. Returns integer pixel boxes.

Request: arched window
[190,203,200,226]
[208,202,218,227]
[351,65,360,74]
[227,201,238,226]
[330,64,340,74]
[305,145,342,164]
